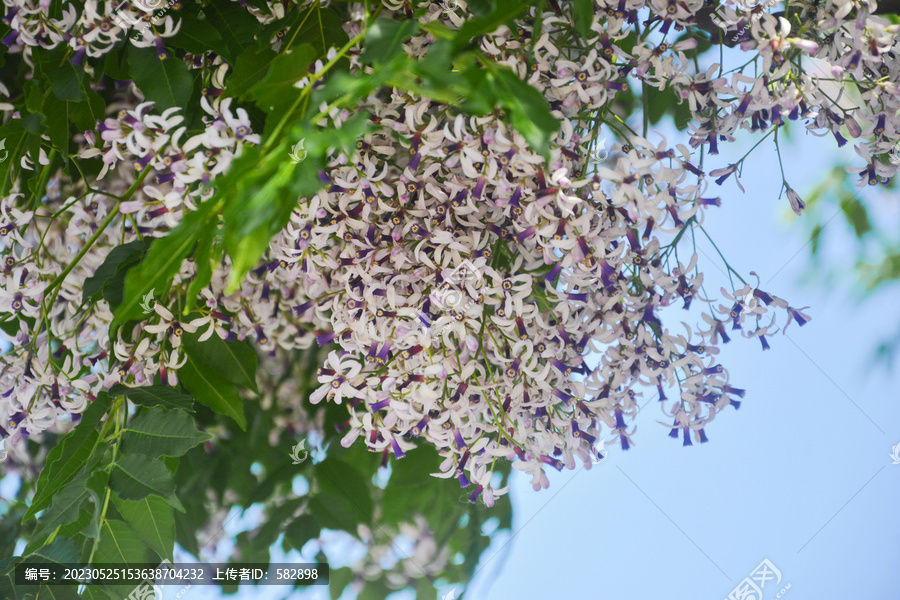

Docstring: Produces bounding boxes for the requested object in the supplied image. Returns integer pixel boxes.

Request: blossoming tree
[0,0,894,597]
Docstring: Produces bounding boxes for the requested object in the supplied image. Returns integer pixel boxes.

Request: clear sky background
[162,93,900,599]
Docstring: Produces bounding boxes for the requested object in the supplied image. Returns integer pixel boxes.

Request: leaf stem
[86,398,124,568]
[263,23,375,153]
[29,149,58,212]
[698,224,747,286]
[42,168,152,301]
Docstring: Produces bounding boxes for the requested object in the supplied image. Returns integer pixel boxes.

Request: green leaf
[24,469,107,553]
[96,519,151,564]
[38,87,106,154]
[20,113,45,136]
[308,457,373,533]
[0,539,78,598]
[358,579,394,600]
[571,0,595,38]
[111,198,219,341]
[643,85,691,130]
[71,88,107,131]
[0,121,29,197]
[466,0,499,17]
[810,224,823,255]
[126,45,193,112]
[172,508,200,557]
[203,1,263,61]
[283,514,320,551]
[840,195,872,238]
[246,44,317,113]
[24,78,50,115]
[0,558,23,600]
[46,61,86,102]
[94,519,150,598]
[28,472,94,546]
[1,506,28,555]
[185,222,217,314]
[416,580,439,600]
[487,65,559,161]
[383,53,468,107]
[644,84,668,126]
[83,470,110,541]
[25,537,81,565]
[11,540,84,598]
[102,47,131,81]
[451,0,531,55]
[531,282,560,316]
[121,406,211,457]
[225,224,281,296]
[109,454,185,512]
[181,330,259,393]
[674,96,692,130]
[97,240,149,310]
[241,498,304,561]
[82,240,148,305]
[53,509,93,545]
[381,446,463,540]
[23,393,112,522]
[219,113,372,292]
[329,567,354,599]
[360,18,418,65]
[111,494,175,562]
[224,47,278,99]
[169,12,230,58]
[179,351,246,430]
[402,38,506,108]
[284,5,348,58]
[108,384,194,411]
[455,57,494,115]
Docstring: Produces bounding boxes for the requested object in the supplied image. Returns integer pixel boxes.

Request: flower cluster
[11,0,887,511]
[287,14,813,502]
[0,0,184,62]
